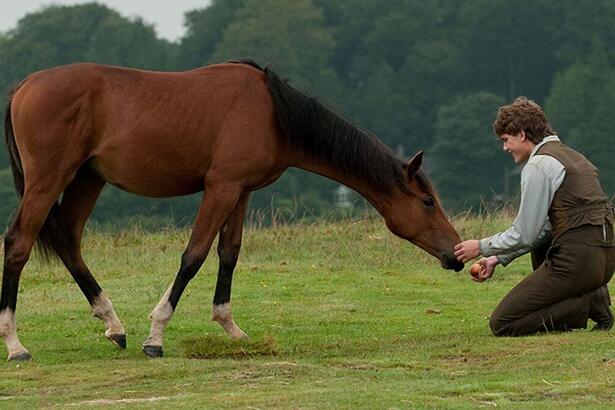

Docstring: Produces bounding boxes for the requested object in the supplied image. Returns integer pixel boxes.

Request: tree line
[1,0,614,231]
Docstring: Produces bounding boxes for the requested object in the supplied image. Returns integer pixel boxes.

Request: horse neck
[292,155,393,216]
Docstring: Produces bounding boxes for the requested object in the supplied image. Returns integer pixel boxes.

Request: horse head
[383,151,464,272]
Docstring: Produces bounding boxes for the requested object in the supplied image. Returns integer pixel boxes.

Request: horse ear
[406,151,423,180]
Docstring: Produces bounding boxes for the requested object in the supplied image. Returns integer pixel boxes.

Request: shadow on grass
[180,335,279,359]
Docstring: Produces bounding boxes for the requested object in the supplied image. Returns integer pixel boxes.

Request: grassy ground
[0,213,613,408]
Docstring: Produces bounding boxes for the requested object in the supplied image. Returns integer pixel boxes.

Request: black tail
[4,86,24,198]
[4,83,72,262]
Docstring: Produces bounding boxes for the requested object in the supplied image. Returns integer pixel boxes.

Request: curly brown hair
[492,97,556,144]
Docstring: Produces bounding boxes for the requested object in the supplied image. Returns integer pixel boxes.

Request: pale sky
[0,0,212,42]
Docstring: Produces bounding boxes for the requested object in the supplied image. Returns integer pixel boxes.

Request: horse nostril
[443,253,464,272]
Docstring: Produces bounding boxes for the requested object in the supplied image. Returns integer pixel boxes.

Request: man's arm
[479,156,564,256]
[454,155,564,264]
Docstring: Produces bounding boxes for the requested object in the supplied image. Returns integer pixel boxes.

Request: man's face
[499,131,535,163]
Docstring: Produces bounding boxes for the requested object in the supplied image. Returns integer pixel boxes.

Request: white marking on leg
[0,309,30,359]
[143,286,174,347]
[91,293,125,338]
[212,302,247,339]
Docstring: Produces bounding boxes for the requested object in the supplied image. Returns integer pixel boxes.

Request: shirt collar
[530,135,560,159]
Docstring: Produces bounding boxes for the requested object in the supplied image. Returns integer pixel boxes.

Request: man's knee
[489,312,509,336]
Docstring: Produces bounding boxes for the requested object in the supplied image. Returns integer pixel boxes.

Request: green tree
[249,169,340,224]
[329,0,462,153]
[429,92,509,209]
[344,62,414,150]
[91,187,201,228]
[581,84,615,196]
[311,0,397,106]
[546,42,615,196]
[210,0,337,92]
[0,3,114,88]
[555,0,615,67]
[178,0,247,69]
[0,3,176,93]
[4,0,615,229]
[85,15,176,70]
[546,40,611,138]
[454,0,566,102]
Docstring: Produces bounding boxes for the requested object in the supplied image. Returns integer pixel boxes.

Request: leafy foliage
[430,92,508,209]
[210,0,336,92]
[178,0,247,69]
[546,40,615,195]
[1,0,614,230]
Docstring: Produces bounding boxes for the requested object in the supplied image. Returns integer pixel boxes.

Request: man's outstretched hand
[471,256,499,282]
[454,239,480,263]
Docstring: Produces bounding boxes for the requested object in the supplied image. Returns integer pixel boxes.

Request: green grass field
[0,214,613,408]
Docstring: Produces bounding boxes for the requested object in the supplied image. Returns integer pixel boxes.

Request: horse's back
[10,63,287,197]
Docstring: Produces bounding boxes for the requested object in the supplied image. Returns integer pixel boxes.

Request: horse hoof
[8,352,32,361]
[107,333,127,349]
[230,331,248,340]
[142,345,163,358]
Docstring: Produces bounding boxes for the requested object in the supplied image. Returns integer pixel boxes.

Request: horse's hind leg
[55,170,126,348]
[1,177,72,360]
[142,184,243,357]
[212,192,251,339]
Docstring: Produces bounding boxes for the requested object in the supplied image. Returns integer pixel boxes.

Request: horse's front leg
[212,192,251,339]
[142,184,243,358]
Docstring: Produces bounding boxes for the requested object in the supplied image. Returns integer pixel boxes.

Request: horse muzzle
[442,254,464,272]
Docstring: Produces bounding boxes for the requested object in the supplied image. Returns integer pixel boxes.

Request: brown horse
[2,60,463,360]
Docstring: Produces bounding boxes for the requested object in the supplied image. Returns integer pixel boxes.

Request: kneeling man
[455,97,615,336]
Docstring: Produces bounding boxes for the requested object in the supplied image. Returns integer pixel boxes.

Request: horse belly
[88,156,204,198]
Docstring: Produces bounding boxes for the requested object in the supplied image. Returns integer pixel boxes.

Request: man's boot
[589,285,614,331]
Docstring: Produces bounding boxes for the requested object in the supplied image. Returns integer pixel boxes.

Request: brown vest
[536,141,614,239]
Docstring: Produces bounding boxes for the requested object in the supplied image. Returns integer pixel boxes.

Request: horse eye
[423,197,435,208]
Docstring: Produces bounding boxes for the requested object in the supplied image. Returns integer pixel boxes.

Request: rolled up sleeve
[480,161,557,257]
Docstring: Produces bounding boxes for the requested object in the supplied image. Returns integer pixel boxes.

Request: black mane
[233,59,412,194]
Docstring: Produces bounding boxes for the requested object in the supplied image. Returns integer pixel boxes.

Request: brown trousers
[490,224,615,336]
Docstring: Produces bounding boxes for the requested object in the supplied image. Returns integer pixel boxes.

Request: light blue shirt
[479,136,565,266]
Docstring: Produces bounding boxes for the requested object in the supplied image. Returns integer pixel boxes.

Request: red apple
[469,262,483,279]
